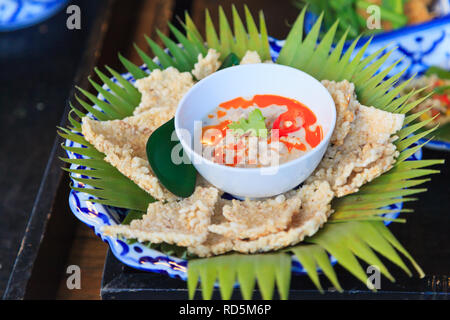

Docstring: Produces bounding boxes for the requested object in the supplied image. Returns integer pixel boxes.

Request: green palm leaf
[291,245,341,293]
[185,5,271,61]
[118,53,148,80]
[59,6,443,299]
[188,253,291,300]
[58,101,154,212]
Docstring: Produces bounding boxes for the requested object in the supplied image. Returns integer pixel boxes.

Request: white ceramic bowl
[175,63,336,198]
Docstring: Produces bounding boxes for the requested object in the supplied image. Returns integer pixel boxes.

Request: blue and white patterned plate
[65,37,423,281]
[418,137,450,151]
[0,0,69,31]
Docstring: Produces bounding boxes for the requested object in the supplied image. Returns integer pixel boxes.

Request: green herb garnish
[294,0,408,40]
[426,66,450,79]
[227,109,268,138]
[433,85,450,95]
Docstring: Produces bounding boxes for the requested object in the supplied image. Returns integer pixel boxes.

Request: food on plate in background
[295,0,447,39]
[401,66,450,142]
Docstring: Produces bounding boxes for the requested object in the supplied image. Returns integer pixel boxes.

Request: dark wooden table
[1,0,449,300]
[0,0,113,298]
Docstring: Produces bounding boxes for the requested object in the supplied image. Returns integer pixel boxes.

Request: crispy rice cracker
[192,48,221,80]
[208,194,301,240]
[308,104,405,197]
[240,50,262,64]
[124,107,174,131]
[187,198,234,257]
[232,181,334,254]
[188,232,234,257]
[102,187,219,247]
[321,80,358,146]
[81,115,177,201]
[133,67,194,115]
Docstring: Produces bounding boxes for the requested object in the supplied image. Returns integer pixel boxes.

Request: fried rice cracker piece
[81,115,177,201]
[233,181,334,253]
[240,50,262,64]
[102,187,219,247]
[124,107,174,131]
[321,80,358,146]
[192,48,221,80]
[133,67,194,115]
[308,104,405,197]
[188,232,234,257]
[208,194,301,240]
[187,198,234,257]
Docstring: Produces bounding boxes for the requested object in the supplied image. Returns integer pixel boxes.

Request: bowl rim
[175,63,337,173]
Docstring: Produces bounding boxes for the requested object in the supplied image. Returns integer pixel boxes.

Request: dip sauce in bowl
[175,64,336,198]
[201,94,323,168]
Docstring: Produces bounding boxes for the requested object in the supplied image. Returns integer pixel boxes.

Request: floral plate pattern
[65,37,422,281]
[0,0,69,31]
[417,138,450,151]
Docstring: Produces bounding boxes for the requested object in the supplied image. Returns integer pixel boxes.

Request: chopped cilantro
[227,108,268,138]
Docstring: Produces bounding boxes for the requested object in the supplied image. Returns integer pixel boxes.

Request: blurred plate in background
[0,0,69,32]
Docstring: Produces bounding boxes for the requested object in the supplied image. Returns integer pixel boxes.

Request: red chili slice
[272,110,303,137]
[434,94,450,106]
